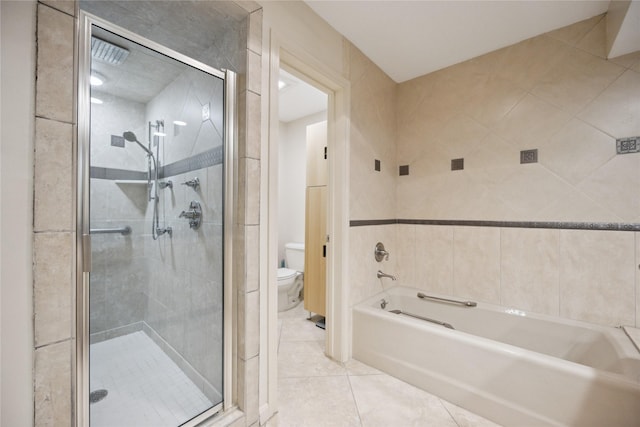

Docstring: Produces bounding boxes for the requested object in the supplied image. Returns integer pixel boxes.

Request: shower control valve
[375,242,390,262]
[179,200,202,229]
[181,177,200,190]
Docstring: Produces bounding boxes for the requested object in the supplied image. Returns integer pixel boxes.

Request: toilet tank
[285,243,305,272]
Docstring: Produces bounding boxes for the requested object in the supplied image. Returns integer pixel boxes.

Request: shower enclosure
[77,13,234,427]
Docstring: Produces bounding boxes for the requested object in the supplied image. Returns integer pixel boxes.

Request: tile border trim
[90,145,224,180]
[350,218,640,232]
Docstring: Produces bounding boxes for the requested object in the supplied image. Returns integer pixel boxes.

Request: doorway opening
[262,39,351,424]
[275,65,329,349]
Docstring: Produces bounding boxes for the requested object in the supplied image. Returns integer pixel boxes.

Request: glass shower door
[84,21,229,427]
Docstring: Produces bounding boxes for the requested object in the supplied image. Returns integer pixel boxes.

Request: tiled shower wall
[394,16,640,327]
[89,95,147,335]
[146,69,226,395]
[32,1,263,425]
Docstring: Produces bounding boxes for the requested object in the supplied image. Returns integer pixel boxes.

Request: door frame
[260,29,351,423]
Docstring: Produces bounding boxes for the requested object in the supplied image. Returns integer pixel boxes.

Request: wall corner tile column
[33,2,76,426]
[35,2,75,123]
[238,288,260,360]
[33,232,73,347]
[237,356,260,425]
[238,157,261,226]
[33,117,73,232]
[234,5,262,424]
[39,0,76,16]
[248,8,262,56]
[34,340,72,427]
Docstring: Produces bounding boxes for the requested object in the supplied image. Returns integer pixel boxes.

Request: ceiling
[91,27,185,104]
[305,0,617,83]
[278,69,328,123]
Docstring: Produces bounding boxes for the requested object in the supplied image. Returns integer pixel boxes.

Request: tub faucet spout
[377,270,397,281]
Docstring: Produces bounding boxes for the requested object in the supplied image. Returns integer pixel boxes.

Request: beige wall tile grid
[350,15,640,331]
[397,15,640,224]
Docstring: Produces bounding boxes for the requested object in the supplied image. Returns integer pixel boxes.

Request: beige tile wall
[348,43,397,221]
[397,224,638,327]
[393,15,640,328]
[349,225,397,307]
[397,14,640,223]
[347,41,398,309]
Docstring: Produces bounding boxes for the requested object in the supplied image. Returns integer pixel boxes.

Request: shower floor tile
[90,331,213,427]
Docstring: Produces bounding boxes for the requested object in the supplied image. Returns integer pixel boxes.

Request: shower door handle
[82,233,92,273]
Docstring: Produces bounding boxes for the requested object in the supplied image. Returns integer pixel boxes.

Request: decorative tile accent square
[451,158,464,171]
[399,165,409,176]
[616,136,640,154]
[375,159,381,171]
[110,135,125,148]
[520,149,538,164]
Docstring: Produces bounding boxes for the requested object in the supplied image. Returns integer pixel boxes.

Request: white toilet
[277,243,304,312]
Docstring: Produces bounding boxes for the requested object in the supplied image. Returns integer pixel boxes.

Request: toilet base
[277,275,303,312]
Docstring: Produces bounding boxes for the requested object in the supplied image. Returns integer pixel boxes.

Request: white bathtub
[352,286,640,427]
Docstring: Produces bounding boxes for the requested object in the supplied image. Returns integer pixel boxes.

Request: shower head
[92,37,129,65]
[123,131,153,156]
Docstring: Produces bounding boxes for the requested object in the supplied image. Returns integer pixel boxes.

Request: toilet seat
[277,267,297,281]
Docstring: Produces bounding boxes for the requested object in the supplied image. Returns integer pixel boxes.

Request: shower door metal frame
[76,12,235,427]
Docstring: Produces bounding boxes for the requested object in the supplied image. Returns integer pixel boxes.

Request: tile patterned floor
[90,331,213,427]
[271,303,501,427]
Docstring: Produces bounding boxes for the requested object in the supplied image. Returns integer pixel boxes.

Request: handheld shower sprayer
[122,131,153,156]
[122,130,171,239]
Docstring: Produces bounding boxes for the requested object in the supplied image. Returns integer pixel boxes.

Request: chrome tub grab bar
[417,292,477,307]
[389,309,454,329]
[90,226,132,236]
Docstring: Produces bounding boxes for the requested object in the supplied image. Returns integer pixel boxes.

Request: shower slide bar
[389,309,455,329]
[90,226,132,236]
[417,292,477,307]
